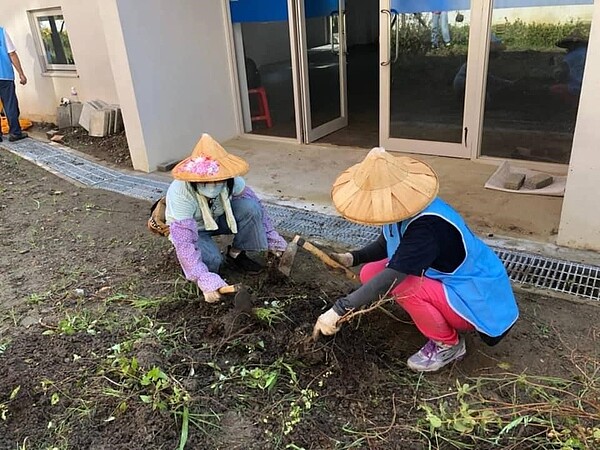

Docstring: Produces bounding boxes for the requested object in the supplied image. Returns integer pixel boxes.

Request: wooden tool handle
[218,284,241,294]
[297,237,357,281]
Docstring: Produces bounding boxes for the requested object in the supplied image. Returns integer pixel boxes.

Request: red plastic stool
[248,86,273,128]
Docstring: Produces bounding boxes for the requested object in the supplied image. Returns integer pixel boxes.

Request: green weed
[415,369,600,449]
[254,303,291,327]
[208,357,298,393]
[0,385,20,421]
[27,291,52,305]
[0,338,10,355]
[42,310,99,336]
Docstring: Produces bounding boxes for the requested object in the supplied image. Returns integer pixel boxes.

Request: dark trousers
[0,79,23,137]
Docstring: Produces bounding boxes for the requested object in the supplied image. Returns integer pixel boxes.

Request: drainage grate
[494,249,600,301]
[2,138,63,161]
[39,154,121,186]
[265,203,379,248]
[95,174,168,201]
[3,139,600,302]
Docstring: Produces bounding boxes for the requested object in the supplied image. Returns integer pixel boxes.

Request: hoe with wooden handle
[279,235,357,281]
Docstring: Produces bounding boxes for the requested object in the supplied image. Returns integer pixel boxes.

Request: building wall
[99,0,239,172]
[4,0,118,122]
[557,3,600,251]
[492,5,594,24]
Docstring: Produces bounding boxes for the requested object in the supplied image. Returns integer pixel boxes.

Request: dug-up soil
[0,149,599,450]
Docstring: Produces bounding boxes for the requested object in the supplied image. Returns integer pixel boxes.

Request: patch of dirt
[32,124,133,170]
[0,149,599,449]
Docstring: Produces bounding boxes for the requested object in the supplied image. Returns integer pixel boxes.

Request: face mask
[195,182,225,199]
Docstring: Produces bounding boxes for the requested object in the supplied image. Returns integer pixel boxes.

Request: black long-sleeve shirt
[333,215,466,315]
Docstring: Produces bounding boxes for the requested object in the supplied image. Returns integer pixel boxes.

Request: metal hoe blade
[233,286,255,313]
[278,237,299,277]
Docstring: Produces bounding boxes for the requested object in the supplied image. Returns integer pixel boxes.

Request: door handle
[330,11,339,54]
[380,9,392,66]
[341,10,347,55]
[392,11,400,63]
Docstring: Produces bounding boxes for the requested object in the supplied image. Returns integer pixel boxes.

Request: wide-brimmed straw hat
[331,147,439,225]
[171,134,249,182]
[556,30,588,48]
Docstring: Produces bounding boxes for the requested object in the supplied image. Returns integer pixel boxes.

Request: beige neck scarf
[195,189,238,234]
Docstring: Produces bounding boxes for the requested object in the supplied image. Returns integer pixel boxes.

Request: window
[30,8,76,73]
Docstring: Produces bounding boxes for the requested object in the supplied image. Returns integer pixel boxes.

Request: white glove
[312,308,342,340]
[203,290,222,303]
[331,252,353,267]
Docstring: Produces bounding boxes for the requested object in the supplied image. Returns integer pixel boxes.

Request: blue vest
[0,28,15,80]
[383,197,518,337]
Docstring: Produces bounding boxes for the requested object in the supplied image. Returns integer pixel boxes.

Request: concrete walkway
[2,136,600,303]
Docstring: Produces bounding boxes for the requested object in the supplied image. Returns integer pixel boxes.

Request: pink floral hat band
[179,156,221,177]
[171,134,249,182]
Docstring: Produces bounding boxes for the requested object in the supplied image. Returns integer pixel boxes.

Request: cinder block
[78,100,123,136]
[89,109,110,137]
[156,160,181,172]
[79,100,106,132]
[524,174,553,190]
[56,105,71,129]
[46,129,60,139]
[79,102,96,131]
[70,102,83,127]
[504,173,525,190]
[109,105,123,133]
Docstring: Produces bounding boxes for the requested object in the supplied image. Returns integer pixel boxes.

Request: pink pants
[361,259,474,345]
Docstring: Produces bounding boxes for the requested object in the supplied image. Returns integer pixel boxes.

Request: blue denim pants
[197,197,267,272]
[431,12,450,46]
[0,80,23,137]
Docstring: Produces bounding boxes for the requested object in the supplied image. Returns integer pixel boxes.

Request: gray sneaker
[407,337,466,372]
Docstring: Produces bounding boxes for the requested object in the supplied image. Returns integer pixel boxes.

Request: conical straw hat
[331,147,439,225]
[172,133,249,182]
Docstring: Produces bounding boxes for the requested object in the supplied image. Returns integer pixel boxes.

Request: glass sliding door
[480,0,593,164]
[295,0,348,142]
[230,0,348,143]
[379,0,472,158]
[230,0,298,138]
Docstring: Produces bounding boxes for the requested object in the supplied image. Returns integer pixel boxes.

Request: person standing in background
[0,25,28,142]
[550,31,588,107]
[431,11,451,48]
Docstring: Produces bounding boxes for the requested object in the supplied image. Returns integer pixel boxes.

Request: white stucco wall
[451,5,594,28]
[99,0,239,172]
[3,0,118,122]
[492,5,594,24]
[557,3,600,251]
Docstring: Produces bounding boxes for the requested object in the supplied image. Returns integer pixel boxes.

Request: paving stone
[46,129,60,139]
[504,173,525,190]
[157,160,180,172]
[524,173,553,190]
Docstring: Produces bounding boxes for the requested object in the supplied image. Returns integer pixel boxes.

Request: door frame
[378,0,489,159]
[292,0,349,142]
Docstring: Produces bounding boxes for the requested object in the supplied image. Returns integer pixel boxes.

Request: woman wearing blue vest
[312,148,519,372]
